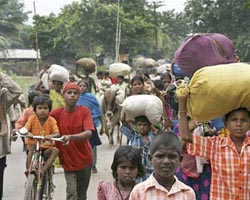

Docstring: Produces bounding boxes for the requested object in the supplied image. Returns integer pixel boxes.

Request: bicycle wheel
[24,174,37,200]
[42,170,54,200]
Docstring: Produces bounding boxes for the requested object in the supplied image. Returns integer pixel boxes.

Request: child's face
[78,82,88,93]
[136,121,150,135]
[226,110,250,140]
[117,160,138,184]
[35,104,50,120]
[162,76,171,90]
[63,89,80,106]
[52,80,63,92]
[132,80,144,94]
[150,145,180,179]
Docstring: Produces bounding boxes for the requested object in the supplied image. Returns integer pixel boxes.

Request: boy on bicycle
[24,96,60,175]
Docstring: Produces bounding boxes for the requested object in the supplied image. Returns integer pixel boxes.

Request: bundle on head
[75,58,96,74]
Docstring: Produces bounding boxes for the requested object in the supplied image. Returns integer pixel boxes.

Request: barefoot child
[129,132,195,199]
[24,96,60,175]
[97,145,145,200]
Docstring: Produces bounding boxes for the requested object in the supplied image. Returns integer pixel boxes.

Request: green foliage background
[0,0,250,71]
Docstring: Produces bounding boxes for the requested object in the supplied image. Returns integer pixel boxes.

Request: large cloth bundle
[186,63,250,122]
[48,64,69,83]
[75,58,96,74]
[175,33,237,76]
[109,63,131,78]
[121,95,163,125]
[0,72,22,108]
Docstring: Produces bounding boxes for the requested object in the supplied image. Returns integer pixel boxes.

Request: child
[129,132,196,199]
[121,115,154,182]
[14,91,41,151]
[24,96,60,175]
[97,145,144,200]
[130,75,145,95]
[178,94,250,199]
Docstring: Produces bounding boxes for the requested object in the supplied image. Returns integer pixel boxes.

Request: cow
[99,86,126,147]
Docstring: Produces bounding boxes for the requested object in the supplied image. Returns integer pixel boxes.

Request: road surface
[3,133,121,200]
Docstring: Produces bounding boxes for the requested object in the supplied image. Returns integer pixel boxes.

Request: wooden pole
[33,1,39,72]
[115,0,120,62]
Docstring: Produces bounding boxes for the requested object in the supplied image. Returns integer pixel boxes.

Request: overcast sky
[22,0,186,25]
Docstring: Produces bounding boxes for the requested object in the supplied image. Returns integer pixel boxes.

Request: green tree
[0,0,28,48]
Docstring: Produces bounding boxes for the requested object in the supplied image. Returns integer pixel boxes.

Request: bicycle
[15,127,65,200]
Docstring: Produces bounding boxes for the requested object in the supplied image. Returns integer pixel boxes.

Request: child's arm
[178,95,193,143]
[120,124,133,140]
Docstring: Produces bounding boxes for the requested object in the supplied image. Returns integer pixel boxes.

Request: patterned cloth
[187,134,250,200]
[175,164,211,200]
[129,174,196,200]
[49,89,65,109]
[97,180,134,200]
[120,125,154,183]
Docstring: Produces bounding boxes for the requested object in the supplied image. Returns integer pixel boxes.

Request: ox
[99,87,126,147]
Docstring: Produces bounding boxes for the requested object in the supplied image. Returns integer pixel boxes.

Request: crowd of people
[1,48,250,200]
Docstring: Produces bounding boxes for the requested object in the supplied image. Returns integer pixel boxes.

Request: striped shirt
[187,134,250,200]
[129,174,195,200]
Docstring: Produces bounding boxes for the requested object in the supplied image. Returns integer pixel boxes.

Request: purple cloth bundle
[175,33,237,76]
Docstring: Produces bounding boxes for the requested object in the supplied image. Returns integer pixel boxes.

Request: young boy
[129,132,195,199]
[121,115,154,182]
[24,96,60,175]
[178,94,250,199]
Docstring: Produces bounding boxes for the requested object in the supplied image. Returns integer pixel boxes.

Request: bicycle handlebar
[15,128,65,143]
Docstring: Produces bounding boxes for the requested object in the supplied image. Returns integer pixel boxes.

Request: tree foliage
[33,0,190,64]
[0,0,29,49]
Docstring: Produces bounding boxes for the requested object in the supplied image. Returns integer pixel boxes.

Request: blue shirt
[120,124,154,183]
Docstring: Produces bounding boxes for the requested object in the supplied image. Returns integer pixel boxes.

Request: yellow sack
[187,63,250,122]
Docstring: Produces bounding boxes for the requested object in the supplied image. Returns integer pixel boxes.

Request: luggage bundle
[177,63,250,122]
[75,57,96,74]
[134,57,158,75]
[121,94,163,125]
[48,64,70,83]
[109,63,131,78]
[175,33,237,77]
[0,72,22,108]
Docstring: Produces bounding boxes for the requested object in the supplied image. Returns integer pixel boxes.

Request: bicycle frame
[15,128,64,200]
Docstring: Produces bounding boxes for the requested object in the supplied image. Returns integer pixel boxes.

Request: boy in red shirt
[50,82,94,200]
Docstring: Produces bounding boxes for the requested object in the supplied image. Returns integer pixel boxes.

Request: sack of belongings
[121,94,163,125]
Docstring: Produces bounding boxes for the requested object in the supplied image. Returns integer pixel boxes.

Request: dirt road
[3,133,120,200]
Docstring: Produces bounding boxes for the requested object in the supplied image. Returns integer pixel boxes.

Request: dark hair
[130,75,144,86]
[134,115,151,125]
[97,71,103,76]
[111,145,145,179]
[150,132,182,157]
[224,107,250,121]
[28,91,42,106]
[117,75,125,80]
[153,79,164,91]
[78,79,89,89]
[52,80,63,85]
[32,96,52,112]
[160,71,172,81]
